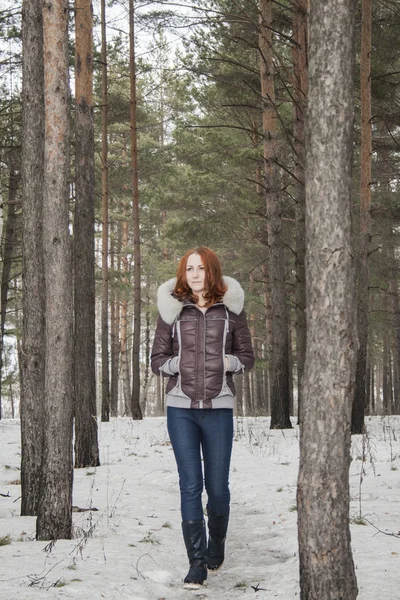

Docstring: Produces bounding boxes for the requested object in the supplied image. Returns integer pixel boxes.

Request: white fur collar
[157,276,245,325]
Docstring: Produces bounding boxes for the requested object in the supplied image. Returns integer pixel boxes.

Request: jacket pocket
[214,376,235,399]
[168,375,192,401]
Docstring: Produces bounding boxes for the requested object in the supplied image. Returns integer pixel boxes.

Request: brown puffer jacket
[151,277,254,410]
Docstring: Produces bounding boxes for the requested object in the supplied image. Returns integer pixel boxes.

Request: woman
[151,247,254,589]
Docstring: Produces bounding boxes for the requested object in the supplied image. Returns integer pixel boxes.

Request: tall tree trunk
[120,214,131,416]
[352,0,372,434]
[261,262,271,414]
[243,372,251,416]
[253,151,268,417]
[391,271,400,414]
[365,357,371,415]
[259,0,292,429]
[389,347,394,413]
[100,0,110,423]
[36,0,74,540]
[74,0,100,468]
[20,0,45,515]
[142,277,151,412]
[382,323,390,415]
[236,376,244,417]
[376,358,382,414]
[156,374,162,416]
[297,0,358,598]
[110,225,119,417]
[292,0,308,422]
[0,168,19,418]
[129,0,142,420]
[370,360,375,414]
[249,272,259,416]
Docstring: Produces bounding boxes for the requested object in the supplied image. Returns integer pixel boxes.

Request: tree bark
[110,224,119,417]
[0,169,19,418]
[259,0,292,429]
[36,0,74,540]
[370,361,375,414]
[100,0,110,423]
[236,375,244,417]
[120,214,131,416]
[352,0,372,434]
[365,355,371,415]
[292,0,308,422]
[20,0,45,515]
[74,0,100,468]
[382,323,390,414]
[261,262,271,414]
[390,263,400,414]
[142,278,151,412]
[129,0,143,420]
[243,372,251,415]
[376,359,382,414]
[297,0,358,598]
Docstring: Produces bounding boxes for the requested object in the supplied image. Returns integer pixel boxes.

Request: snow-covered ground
[0,415,399,600]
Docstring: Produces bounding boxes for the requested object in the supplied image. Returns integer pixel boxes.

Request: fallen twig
[72,506,99,512]
[251,582,267,592]
[365,518,400,539]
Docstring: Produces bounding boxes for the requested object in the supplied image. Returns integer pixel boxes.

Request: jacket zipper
[202,310,206,408]
[185,303,226,409]
[193,304,208,409]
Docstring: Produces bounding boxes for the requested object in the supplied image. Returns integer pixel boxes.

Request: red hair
[174,247,227,307]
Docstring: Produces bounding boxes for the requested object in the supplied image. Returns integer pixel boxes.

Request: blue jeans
[167,407,234,521]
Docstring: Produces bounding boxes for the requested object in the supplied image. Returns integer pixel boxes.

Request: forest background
[1,0,399,427]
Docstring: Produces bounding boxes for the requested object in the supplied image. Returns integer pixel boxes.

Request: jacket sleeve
[226,310,255,373]
[151,315,179,377]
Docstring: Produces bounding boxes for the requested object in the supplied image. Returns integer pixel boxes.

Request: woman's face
[186,253,206,297]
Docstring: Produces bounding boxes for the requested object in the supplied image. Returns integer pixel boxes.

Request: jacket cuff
[159,356,179,375]
[225,354,244,373]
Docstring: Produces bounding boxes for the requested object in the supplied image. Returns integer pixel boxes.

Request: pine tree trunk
[297,1,358,597]
[100,0,110,423]
[36,0,74,540]
[129,0,143,420]
[20,0,45,514]
[120,214,131,416]
[352,0,372,435]
[142,280,151,411]
[259,0,292,429]
[391,273,400,414]
[243,372,251,416]
[288,331,294,416]
[236,376,244,417]
[256,355,266,415]
[376,359,382,414]
[261,259,271,413]
[365,356,371,415]
[292,0,308,422]
[370,362,375,414]
[0,168,19,418]
[389,347,394,413]
[249,273,259,416]
[110,226,119,417]
[74,0,100,468]
[383,327,390,415]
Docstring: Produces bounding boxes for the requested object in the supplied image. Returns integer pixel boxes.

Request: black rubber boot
[182,520,208,589]
[206,506,229,572]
